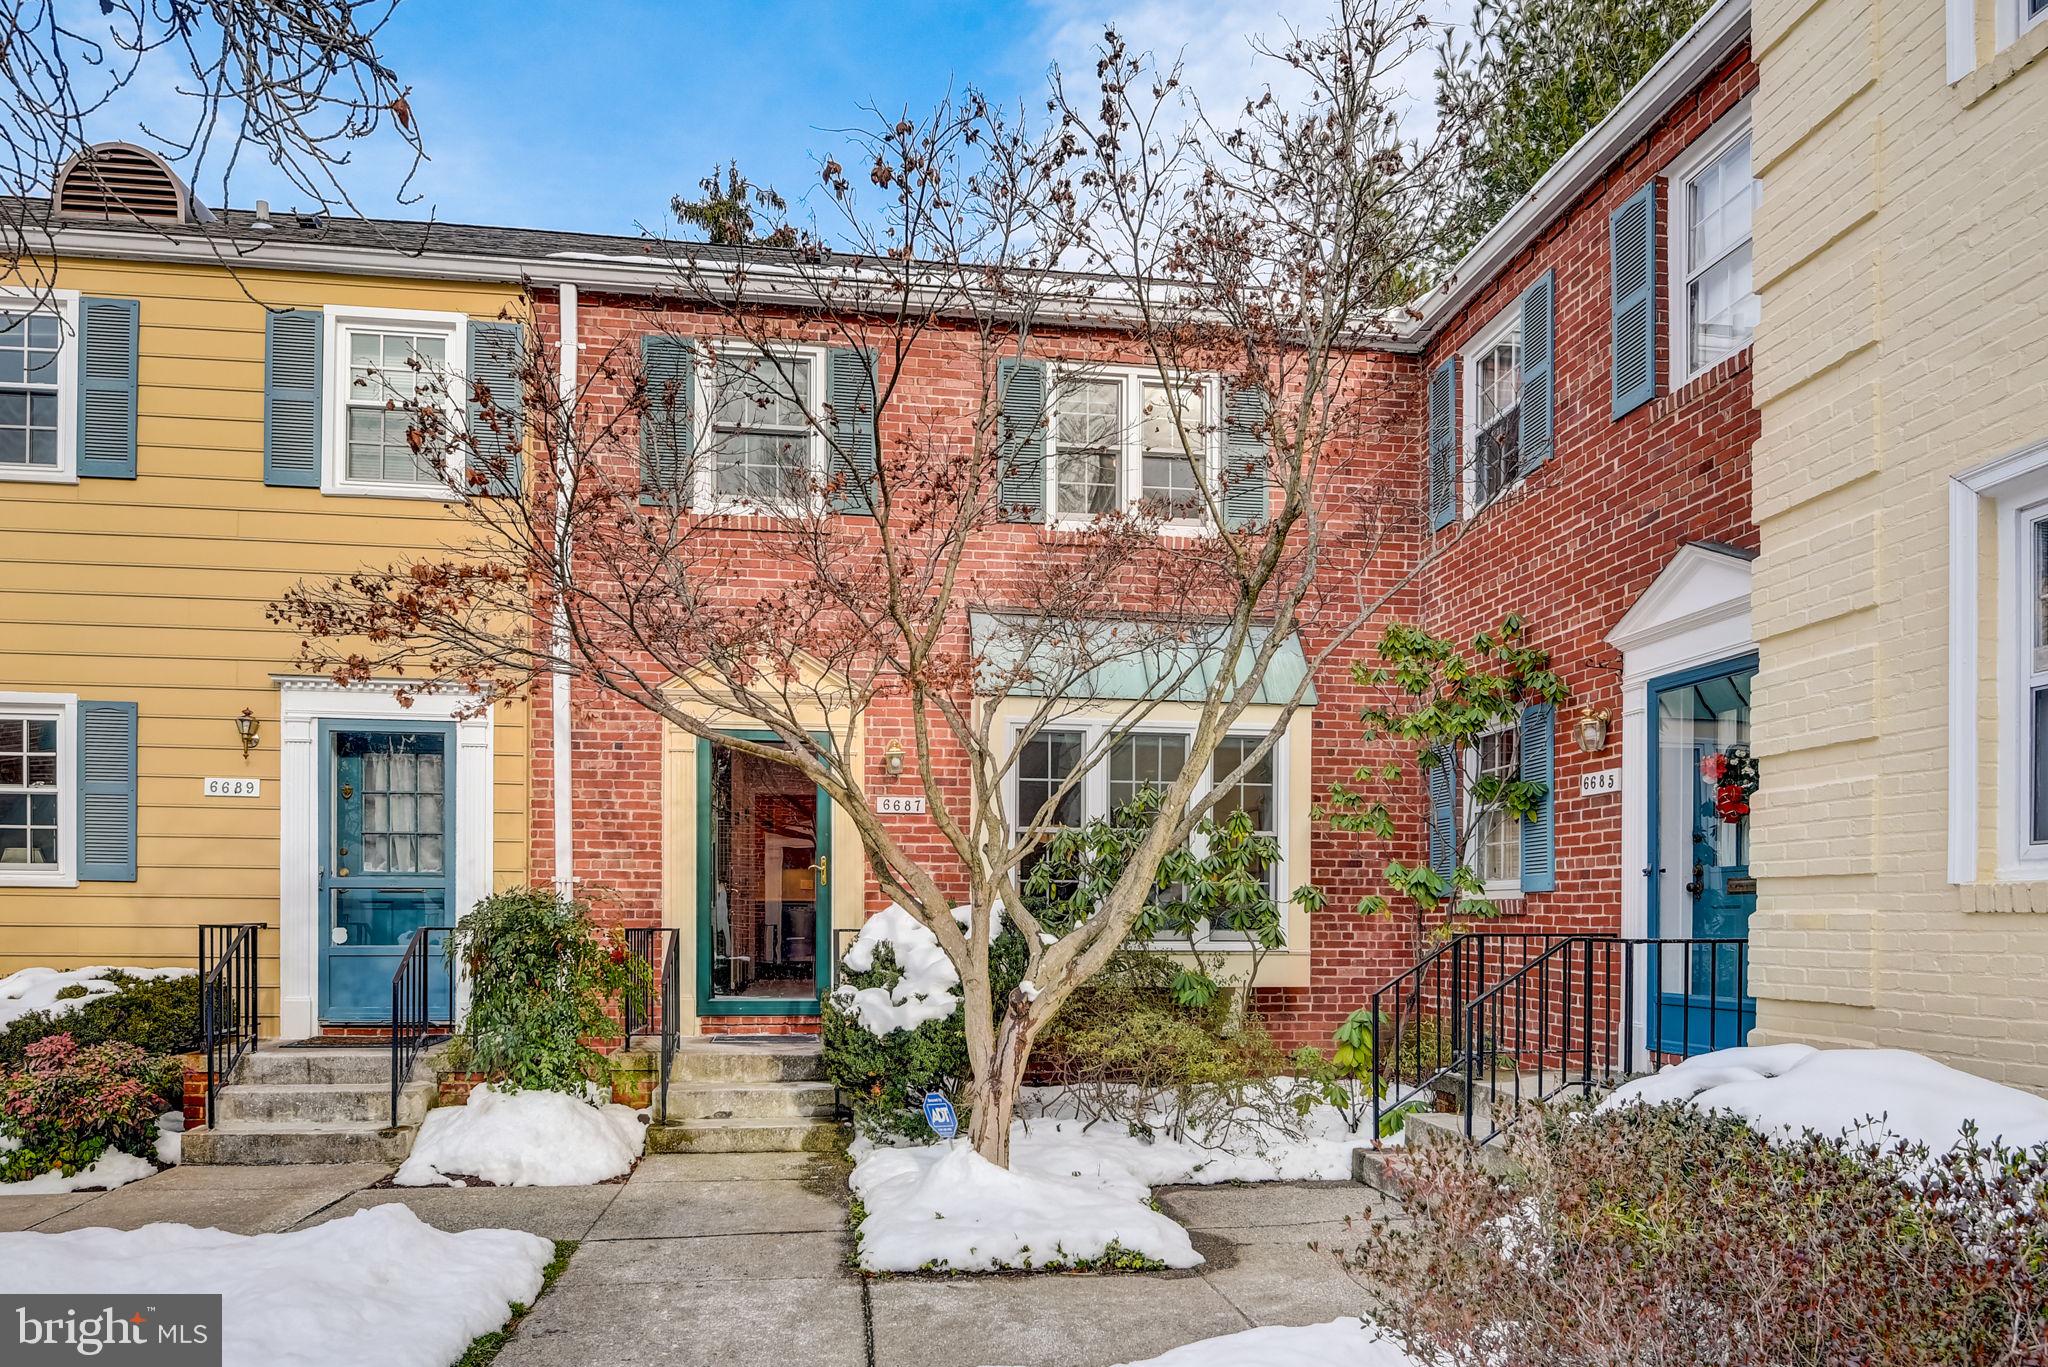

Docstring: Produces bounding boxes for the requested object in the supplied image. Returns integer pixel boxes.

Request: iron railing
[389,926,453,1128]
[197,922,263,1129]
[1369,931,1572,1136]
[624,927,681,1123]
[1460,935,1751,1142]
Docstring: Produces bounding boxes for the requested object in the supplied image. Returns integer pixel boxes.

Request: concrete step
[1351,1146,1415,1197]
[646,1117,845,1154]
[215,1081,433,1129]
[234,1046,424,1087]
[181,1121,416,1166]
[663,1037,825,1085]
[660,1081,836,1122]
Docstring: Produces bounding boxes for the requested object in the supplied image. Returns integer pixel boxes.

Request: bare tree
[1,0,425,287]
[273,0,1474,1166]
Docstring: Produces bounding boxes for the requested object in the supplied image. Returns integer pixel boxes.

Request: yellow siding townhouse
[1748,0,2048,1088]
[0,143,543,1037]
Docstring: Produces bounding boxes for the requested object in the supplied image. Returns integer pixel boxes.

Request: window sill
[1959,880,2048,914]
[321,480,460,503]
[0,871,79,889]
[1957,20,2048,106]
[0,468,78,485]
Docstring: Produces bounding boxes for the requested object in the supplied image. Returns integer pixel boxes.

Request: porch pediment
[1606,542,1755,656]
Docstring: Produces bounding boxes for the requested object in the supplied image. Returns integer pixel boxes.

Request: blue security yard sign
[922,1090,959,1140]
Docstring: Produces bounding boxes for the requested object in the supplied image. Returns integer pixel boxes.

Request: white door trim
[273,676,493,1039]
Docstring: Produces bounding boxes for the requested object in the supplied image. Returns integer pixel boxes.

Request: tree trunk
[964,1006,1033,1166]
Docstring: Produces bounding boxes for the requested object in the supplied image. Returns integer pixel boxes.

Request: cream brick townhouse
[1747,0,2048,1087]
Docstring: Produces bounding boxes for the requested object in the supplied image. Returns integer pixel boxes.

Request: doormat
[276,1034,451,1050]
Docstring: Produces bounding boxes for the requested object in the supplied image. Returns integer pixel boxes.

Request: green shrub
[821,919,1026,1141]
[0,1033,181,1180]
[0,972,200,1070]
[1359,1097,2048,1367]
[447,887,646,1095]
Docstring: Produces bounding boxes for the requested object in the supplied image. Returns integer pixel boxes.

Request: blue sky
[92,0,1364,241]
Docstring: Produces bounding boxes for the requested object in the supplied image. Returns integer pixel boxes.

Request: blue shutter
[1610,184,1657,418]
[263,309,323,488]
[77,701,138,882]
[466,320,525,496]
[996,357,1046,522]
[1427,359,1456,531]
[76,297,138,479]
[826,346,879,515]
[1519,703,1556,893]
[1519,271,1556,467]
[1426,744,1456,883]
[639,334,694,504]
[1222,386,1270,529]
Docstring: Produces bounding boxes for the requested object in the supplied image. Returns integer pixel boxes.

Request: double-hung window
[1465,308,1522,511]
[697,346,823,513]
[0,696,72,885]
[325,307,465,498]
[1049,369,1216,526]
[1207,735,1279,938]
[1669,108,1760,382]
[0,294,76,483]
[2024,510,2048,855]
[1469,726,1521,894]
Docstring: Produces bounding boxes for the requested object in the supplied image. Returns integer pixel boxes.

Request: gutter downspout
[552,283,578,892]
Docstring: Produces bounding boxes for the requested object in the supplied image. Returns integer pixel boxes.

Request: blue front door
[1647,658,1758,1055]
[318,723,456,1023]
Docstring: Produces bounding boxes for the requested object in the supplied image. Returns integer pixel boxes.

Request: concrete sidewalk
[0,1154,1388,1367]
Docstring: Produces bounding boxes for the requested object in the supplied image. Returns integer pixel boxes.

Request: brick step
[646,1117,845,1154]
[215,1081,433,1129]
[660,1081,837,1121]
[181,1121,416,1166]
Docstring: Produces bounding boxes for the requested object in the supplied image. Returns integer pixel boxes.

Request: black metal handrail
[1369,931,1573,1135]
[1460,935,1751,1142]
[197,922,263,1129]
[389,926,452,1128]
[624,927,681,1123]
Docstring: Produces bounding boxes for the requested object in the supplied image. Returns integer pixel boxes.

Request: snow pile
[1604,1045,2048,1153]
[1015,1085,1365,1184]
[156,1108,184,1166]
[832,903,966,1034]
[395,1085,644,1187]
[0,1146,156,1194]
[0,965,194,1029]
[0,1204,552,1367]
[1107,1318,1423,1367]
[851,1141,1201,1272]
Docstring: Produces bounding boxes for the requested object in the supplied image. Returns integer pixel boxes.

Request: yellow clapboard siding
[0,251,531,997]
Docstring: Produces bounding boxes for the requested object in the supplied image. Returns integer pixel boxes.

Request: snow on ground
[0,965,193,1029]
[0,1146,156,1194]
[394,1085,644,1187]
[0,1204,552,1367]
[832,902,973,1034]
[1604,1044,2048,1153]
[1016,1085,1367,1184]
[851,1141,1201,1272]
[1106,1318,1424,1367]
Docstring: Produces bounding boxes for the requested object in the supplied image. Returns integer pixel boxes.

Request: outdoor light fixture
[1575,708,1610,754]
[884,742,905,776]
[235,708,261,757]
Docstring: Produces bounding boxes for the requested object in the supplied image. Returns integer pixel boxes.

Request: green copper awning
[969,612,1316,706]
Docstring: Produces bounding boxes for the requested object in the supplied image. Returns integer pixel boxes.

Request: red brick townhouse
[508,0,1763,1057]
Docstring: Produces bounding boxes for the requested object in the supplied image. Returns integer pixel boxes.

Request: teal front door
[698,735,831,1018]
[1647,657,1758,1055]
[318,723,456,1023]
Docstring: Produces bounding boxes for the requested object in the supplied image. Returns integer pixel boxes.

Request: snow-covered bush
[1358,1096,2048,1367]
[821,905,1026,1140]
[0,1033,180,1181]
[0,968,199,1067]
[446,888,647,1094]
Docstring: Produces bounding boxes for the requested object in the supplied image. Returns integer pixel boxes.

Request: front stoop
[644,1037,846,1154]
[182,1045,437,1166]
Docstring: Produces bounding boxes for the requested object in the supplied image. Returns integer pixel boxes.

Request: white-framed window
[1008,718,1287,943]
[1666,102,1760,385]
[1463,305,1523,513]
[0,693,77,887]
[693,343,827,515]
[2017,504,2048,865]
[323,305,466,499]
[0,291,79,484]
[1047,368,1220,528]
[1468,725,1522,895]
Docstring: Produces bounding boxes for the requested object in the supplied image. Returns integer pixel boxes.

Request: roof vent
[53,143,192,224]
